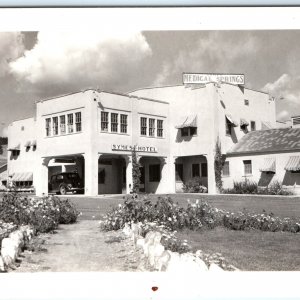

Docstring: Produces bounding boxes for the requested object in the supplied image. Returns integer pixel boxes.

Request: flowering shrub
[101,195,300,234]
[0,192,79,233]
[182,177,208,193]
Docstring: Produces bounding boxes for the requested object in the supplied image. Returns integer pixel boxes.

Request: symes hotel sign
[112,144,158,153]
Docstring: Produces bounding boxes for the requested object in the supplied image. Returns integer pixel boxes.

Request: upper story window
[222,161,230,176]
[120,114,128,134]
[45,111,82,137]
[141,117,147,136]
[75,112,82,132]
[250,121,256,131]
[67,114,74,133]
[244,99,249,106]
[149,118,155,137]
[181,127,197,137]
[101,112,109,132]
[111,113,118,133]
[45,118,51,137]
[243,160,252,175]
[181,127,189,137]
[157,120,163,137]
[100,111,128,134]
[52,116,58,136]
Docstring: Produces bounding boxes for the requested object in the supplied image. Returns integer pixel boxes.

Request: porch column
[35,157,51,197]
[83,151,99,196]
[125,155,133,194]
[61,165,67,173]
[205,153,217,194]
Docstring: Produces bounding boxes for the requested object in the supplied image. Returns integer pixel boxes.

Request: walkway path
[15,221,145,272]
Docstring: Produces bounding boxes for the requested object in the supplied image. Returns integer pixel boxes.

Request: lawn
[61,193,300,271]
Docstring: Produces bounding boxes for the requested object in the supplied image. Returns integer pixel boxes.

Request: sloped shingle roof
[227,127,300,155]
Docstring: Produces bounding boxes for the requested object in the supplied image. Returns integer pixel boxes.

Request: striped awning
[240,119,249,127]
[8,144,20,151]
[175,115,197,129]
[24,141,31,147]
[11,172,33,182]
[259,157,276,172]
[225,114,239,127]
[285,156,300,171]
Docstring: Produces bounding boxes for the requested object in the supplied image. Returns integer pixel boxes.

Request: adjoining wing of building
[2,81,300,195]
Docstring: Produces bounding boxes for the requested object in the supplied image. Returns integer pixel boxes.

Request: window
[60,115,66,134]
[250,121,256,131]
[225,117,231,135]
[181,127,189,137]
[192,164,200,177]
[157,120,163,137]
[101,111,109,132]
[75,112,82,132]
[12,150,20,156]
[175,164,183,181]
[149,164,161,182]
[190,127,197,136]
[52,116,58,135]
[149,118,155,137]
[141,117,147,136]
[111,113,118,132]
[120,114,128,133]
[67,114,74,133]
[222,161,230,176]
[243,160,252,175]
[45,118,51,136]
[244,99,249,106]
[201,163,208,177]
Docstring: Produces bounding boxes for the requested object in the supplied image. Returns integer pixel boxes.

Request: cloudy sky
[1,30,300,136]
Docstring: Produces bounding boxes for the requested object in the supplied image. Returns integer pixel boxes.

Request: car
[48,172,84,195]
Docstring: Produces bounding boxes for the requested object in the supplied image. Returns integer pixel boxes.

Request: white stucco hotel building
[5,78,300,196]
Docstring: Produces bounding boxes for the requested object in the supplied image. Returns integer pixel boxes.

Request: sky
[1,30,300,136]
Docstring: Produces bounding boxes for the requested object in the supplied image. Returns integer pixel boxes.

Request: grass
[56,193,300,271]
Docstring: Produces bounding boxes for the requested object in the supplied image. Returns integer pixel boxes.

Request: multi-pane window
[60,115,66,135]
[244,99,249,106]
[111,113,118,132]
[141,117,147,136]
[201,163,208,177]
[222,161,230,176]
[157,120,163,137]
[52,117,58,136]
[181,127,189,137]
[75,112,82,132]
[120,114,128,133]
[243,160,252,175]
[175,164,183,181]
[251,121,256,131]
[190,127,197,136]
[101,112,109,132]
[45,118,51,136]
[67,114,74,133]
[192,164,200,177]
[149,118,155,137]
[149,164,161,182]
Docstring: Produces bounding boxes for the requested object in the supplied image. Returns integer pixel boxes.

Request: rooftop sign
[183,73,245,85]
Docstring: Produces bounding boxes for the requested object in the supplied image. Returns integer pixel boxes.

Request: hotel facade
[5,80,300,196]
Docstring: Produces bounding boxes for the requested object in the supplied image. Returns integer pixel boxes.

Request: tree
[131,146,141,194]
[214,136,226,193]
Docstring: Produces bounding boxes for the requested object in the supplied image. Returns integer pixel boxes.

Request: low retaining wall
[122,222,239,272]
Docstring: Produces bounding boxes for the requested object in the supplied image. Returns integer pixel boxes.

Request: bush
[0,192,79,233]
[183,177,208,193]
[101,195,300,234]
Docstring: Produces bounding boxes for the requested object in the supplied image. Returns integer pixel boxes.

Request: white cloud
[276,110,289,121]
[0,32,25,77]
[1,126,8,137]
[9,31,152,92]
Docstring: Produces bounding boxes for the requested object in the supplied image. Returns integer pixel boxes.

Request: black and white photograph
[0,6,299,300]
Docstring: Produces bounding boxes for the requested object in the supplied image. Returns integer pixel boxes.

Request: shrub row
[0,192,79,233]
[101,195,300,233]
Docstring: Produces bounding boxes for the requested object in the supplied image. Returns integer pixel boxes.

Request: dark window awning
[11,172,33,181]
[225,114,238,127]
[240,118,249,127]
[175,115,197,129]
[259,157,276,172]
[8,144,20,151]
[285,156,300,171]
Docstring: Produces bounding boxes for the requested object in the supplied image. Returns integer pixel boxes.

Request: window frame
[67,113,74,134]
[157,119,163,137]
[243,160,252,175]
[45,118,51,137]
[222,161,230,177]
[75,112,82,132]
[120,114,128,134]
[52,116,58,136]
[149,118,155,137]
[140,117,147,136]
[60,115,66,135]
[111,113,118,133]
[250,120,256,131]
[101,111,109,132]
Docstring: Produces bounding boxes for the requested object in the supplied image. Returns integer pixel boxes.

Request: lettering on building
[111,144,158,153]
[183,73,245,85]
